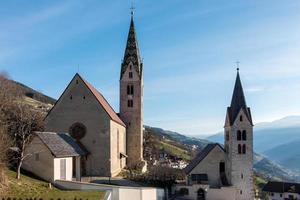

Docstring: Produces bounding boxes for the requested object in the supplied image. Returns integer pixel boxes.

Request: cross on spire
[130,2,135,16]
[236,61,240,71]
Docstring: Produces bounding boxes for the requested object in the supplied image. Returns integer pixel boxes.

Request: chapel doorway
[60,159,66,180]
[197,188,205,200]
[219,162,225,173]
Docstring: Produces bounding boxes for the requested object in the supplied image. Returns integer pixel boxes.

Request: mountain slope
[264,139,300,172]
[207,117,300,179]
[145,125,299,182]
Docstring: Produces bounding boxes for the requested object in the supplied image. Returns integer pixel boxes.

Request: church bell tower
[119,13,144,166]
[224,69,254,200]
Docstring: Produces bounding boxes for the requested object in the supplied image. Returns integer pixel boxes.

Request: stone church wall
[23,137,55,182]
[45,75,113,176]
[110,120,126,177]
[189,145,225,187]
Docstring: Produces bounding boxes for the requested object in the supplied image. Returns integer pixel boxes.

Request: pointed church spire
[228,68,253,125]
[120,12,142,79]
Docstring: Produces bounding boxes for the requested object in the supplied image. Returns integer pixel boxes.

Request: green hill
[1,169,105,200]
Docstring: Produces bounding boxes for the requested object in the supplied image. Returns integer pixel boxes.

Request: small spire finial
[236,61,240,72]
[130,2,135,17]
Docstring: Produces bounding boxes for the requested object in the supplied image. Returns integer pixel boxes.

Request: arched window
[237,130,242,141]
[238,144,242,154]
[240,115,243,121]
[242,130,247,141]
[242,144,246,154]
[197,188,205,200]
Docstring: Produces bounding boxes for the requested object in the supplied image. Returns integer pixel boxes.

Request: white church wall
[110,120,126,177]
[23,137,55,182]
[189,145,225,187]
[175,184,237,200]
[55,180,165,200]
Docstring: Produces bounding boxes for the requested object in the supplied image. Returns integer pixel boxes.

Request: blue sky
[1,1,300,137]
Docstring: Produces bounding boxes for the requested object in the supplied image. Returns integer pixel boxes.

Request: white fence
[55,180,165,200]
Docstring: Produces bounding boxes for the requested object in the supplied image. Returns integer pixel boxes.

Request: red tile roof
[79,74,126,127]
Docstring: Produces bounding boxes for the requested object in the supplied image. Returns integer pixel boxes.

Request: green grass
[156,141,191,160]
[1,169,105,200]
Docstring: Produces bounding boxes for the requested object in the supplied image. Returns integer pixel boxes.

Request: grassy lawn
[1,169,105,200]
[157,141,191,161]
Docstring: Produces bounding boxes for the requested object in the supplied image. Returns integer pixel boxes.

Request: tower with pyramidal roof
[119,12,144,166]
[224,69,254,200]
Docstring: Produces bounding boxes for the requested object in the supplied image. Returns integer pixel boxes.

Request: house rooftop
[263,181,300,194]
[35,131,88,158]
[184,143,224,174]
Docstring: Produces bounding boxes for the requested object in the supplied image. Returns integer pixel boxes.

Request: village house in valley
[23,14,145,180]
[176,69,254,200]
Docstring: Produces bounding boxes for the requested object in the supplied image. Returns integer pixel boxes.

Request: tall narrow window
[127,85,130,95]
[130,85,134,95]
[129,72,133,79]
[240,115,243,121]
[117,130,120,156]
[127,85,134,95]
[226,131,229,141]
[128,100,133,107]
[35,153,39,161]
[237,130,242,141]
[242,130,247,141]
[242,144,246,154]
[238,144,242,154]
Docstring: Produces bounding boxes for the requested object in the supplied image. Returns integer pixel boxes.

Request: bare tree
[0,75,44,179]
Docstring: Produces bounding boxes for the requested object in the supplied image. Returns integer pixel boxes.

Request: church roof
[227,70,253,125]
[35,132,87,158]
[263,181,300,194]
[46,73,126,127]
[184,143,224,174]
[79,74,126,127]
[120,15,143,79]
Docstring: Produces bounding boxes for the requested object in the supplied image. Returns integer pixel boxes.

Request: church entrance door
[60,159,66,180]
[197,188,205,200]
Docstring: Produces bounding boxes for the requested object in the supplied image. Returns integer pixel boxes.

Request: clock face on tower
[69,122,86,140]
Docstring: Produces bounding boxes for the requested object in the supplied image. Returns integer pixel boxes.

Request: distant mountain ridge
[145,125,300,182]
[207,116,300,178]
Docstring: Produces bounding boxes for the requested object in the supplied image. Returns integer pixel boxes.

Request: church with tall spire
[39,13,144,178]
[120,12,144,166]
[177,69,254,200]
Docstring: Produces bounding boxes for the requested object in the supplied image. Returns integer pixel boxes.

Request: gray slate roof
[184,143,224,174]
[35,132,87,158]
[120,15,143,79]
[227,70,253,125]
[263,181,300,194]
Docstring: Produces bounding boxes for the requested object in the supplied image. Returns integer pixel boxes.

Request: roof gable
[35,132,87,157]
[227,71,253,126]
[46,73,125,127]
[184,143,225,174]
[263,181,300,194]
